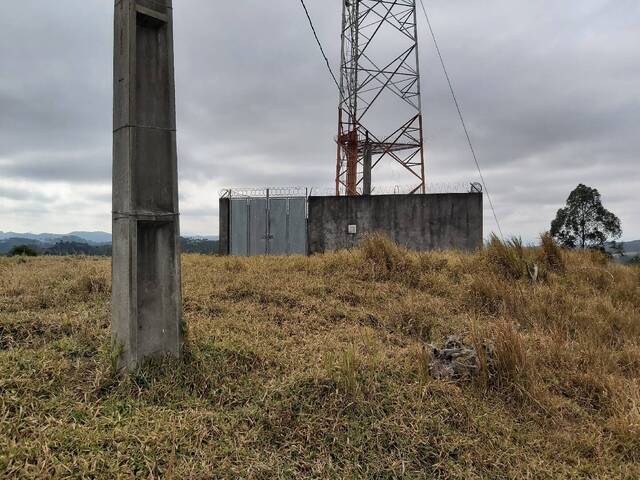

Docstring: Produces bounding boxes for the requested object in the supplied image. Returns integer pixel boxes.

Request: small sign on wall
[348,224,357,235]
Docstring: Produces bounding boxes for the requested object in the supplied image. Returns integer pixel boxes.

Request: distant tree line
[8,245,39,257]
[5,238,220,257]
[179,238,220,255]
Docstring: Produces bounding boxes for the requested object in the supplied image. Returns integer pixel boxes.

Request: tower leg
[363,141,372,196]
[346,130,359,196]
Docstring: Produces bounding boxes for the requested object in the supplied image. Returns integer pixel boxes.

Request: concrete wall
[307,193,483,254]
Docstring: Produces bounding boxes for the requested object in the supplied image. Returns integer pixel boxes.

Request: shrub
[8,245,38,257]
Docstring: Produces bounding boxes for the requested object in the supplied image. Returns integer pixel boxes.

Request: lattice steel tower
[336,0,426,196]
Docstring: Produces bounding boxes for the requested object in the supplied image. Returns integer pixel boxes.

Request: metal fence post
[265,188,270,255]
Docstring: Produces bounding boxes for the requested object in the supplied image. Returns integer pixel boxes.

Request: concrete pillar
[363,142,372,196]
[112,0,182,370]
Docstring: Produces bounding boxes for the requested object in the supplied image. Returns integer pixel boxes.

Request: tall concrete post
[112,0,182,370]
[363,141,372,196]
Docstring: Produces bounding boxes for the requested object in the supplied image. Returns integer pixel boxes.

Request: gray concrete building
[307,193,483,253]
[219,191,483,256]
[112,0,182,370]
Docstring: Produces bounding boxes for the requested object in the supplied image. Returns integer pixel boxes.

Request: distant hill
[622,240,640,253]
[1,232,217,247]
[0,232,60,243]
[0,238,45,255]
[69,231,112,244]
[607,240,640,264]
[184,235,219,241]
[1,235,219,256]
[0,231,111,245]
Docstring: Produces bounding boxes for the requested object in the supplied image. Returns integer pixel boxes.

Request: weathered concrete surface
[112,0,182,370]
[307,193,483,253]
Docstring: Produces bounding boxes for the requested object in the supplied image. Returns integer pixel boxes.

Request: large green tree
[550,184,622,249]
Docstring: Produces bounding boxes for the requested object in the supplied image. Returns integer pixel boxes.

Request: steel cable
[418,0,505,239]
[298,0,341,91]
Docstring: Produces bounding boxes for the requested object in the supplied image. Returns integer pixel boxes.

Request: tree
[550,184,621,249]
[8,245,38,257]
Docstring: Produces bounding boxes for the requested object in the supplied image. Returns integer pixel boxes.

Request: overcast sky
[0,0,638,239]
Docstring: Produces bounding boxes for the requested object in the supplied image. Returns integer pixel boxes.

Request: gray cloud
[0,0,638,239]
[0,184,53,203]
[0,149,110,182]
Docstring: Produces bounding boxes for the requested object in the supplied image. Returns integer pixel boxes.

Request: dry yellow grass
[1,237,639,478]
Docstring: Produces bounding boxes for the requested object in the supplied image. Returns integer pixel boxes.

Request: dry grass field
[1,236,639,478]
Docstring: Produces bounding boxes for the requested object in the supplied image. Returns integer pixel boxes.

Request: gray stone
[428,336,495,382]
[112,0,182,370]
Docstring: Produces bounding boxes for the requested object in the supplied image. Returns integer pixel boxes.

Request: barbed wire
[220,183,480,199]
[220,187,310,198]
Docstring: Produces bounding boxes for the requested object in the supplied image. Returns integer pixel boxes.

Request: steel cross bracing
[336,0,426,196]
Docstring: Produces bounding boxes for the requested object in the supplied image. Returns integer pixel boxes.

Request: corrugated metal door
[230,197,307,256]
[268,199,288,255]
[248,198,267,256]
[230,199,249,256]
[288,198,307,255]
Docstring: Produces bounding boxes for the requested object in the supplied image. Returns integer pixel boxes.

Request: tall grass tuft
[485,234,534,280]
[490,321,535,400]
[359,233,419,284]
[416,344,431,384]
[325,346,360,396]
[539,232,565,273]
